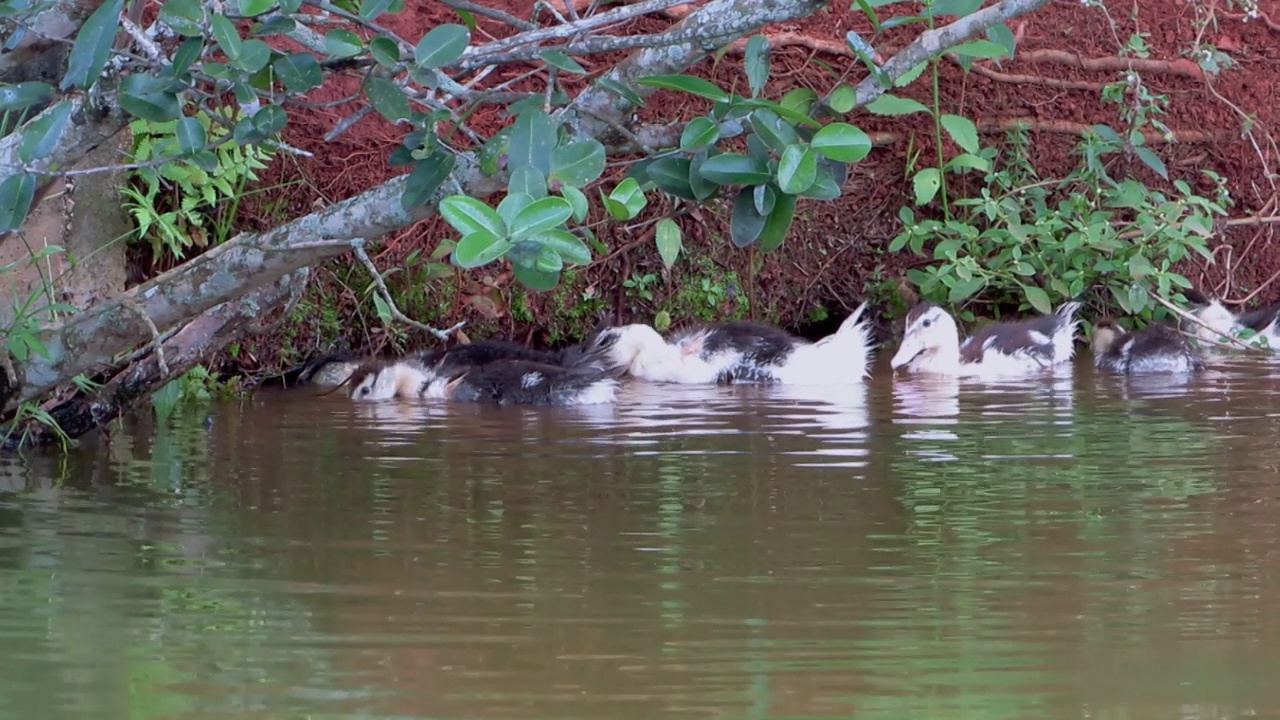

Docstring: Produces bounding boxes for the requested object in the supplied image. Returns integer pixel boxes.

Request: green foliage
[122,112,275,259]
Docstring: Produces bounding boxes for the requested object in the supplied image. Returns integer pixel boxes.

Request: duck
[1182,288,1280,350]
[346,334,620,406]
[889,300,1082,378]
[1091,319,1205,374]
[594,302,874,384]
[268,352,365,388]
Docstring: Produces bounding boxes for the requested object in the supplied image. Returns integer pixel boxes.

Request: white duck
[1183,290,1280,351]
[890,300,1082,378]
[597,302,874,385]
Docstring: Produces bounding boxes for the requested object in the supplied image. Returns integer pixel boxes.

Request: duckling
[1183,289,1280,350]
[347,336,619,406]
[596,302,874,384]
[1091,320,1205,374]
[890,300,1081,378]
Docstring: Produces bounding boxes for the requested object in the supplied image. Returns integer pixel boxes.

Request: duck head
[890,303,961,372]
[1091,320,1123,356]
[348,361,432,400]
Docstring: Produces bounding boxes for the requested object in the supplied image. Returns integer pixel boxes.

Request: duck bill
[889,336,924,370]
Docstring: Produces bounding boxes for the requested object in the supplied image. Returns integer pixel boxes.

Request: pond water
[2,356,1280,719]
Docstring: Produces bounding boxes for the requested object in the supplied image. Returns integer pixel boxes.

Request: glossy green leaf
[680,117,720,151]
[61,0,124,90]
[508,108,557,176]
[18,100,72,163]
[539,49,586,74]
[510,196,573,240]
[498,192,536,230]
[913,168,941,205]
[744,34,770,97]
[603,177,647,220]
[400,152,456,210]
[698,153,771,186]
[948,276,985,304]
[560,185,589,223]
[0,172,36,233]
[440,194,507,237]
[865,94,930,116]
[952,39,1012,59]
[635,74,729,101]
[533,245,564,273]
[1021,284,1052,315]
[174,117,206,153]
[940,114,980,154]
[509,165,547,199]
[780,87,818,117]
[550,139,605,188]
[119,75,182,122]
[512,261,560,291]
[776,145,817,195]
[646,157,697,200]
[528,229,591,266]
[798,167,842,200]
[170,36,203,78]
[596,77,644,106]
[274,52,324,93]
[930,0,983,15]
[987,22,1017,57]
[452,230,513,269]
[687,152,718,201]
[749,107,799,154]
[0,82,53,112]
[360,0,397,20]
[325,28,364,58]
[753,183,776,216]
[363,76,411,122]
[238,0,274,14]
[655,218,682,269]
[730,186,767,248]
[756,191,795,252]
[238,38,272,72]
[415,24,470,69]
[370,37,400,66]
[811,122,872,163]
[826,84,857,114]
[944,152,990,173]
[158,0,204,36]
[210,15,244,64]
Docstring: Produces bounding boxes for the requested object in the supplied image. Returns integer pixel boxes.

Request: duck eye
[359,386,370,396]
[921,319,932,328]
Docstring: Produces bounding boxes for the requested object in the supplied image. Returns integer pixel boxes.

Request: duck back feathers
[1092,320,1204,374]
[443,342,618,406]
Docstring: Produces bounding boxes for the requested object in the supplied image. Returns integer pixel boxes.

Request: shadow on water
[2,357,1280,719]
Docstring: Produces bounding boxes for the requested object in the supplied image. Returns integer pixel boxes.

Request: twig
[1151,293,1268,353]
[324,105,374,142]
[1223,264,1280,306]
[441,0,536,30]
[953,55,1104,91]
[121,298,170,375]
[466,0,689,57]
[119,16,163,62]
[1016,49,1205,79]
[352,245,466,342]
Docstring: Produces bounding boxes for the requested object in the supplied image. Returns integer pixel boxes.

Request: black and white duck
[890,300,1082,378]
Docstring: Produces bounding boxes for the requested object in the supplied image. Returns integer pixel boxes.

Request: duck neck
[393,364,432,398]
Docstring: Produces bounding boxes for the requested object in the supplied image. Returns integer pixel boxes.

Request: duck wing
[959,318,1057,367]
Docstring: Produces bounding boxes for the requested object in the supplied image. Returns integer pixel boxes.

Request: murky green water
[3,357,1280,719]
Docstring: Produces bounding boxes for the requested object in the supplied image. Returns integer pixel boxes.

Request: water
[3,357,1280,719]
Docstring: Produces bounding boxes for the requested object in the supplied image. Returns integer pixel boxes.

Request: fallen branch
[955,55,1104,91]
[1016,49,1205,80]
[352,244,467,342]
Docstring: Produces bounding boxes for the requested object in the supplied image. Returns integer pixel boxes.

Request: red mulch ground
[206,0,1280,368]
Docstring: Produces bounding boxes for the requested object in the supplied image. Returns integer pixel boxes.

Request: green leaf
[798,167,842,199]
[811,122,872,163]
[239,38,271,72]
[533,245,564,274]
[987,22,1017,57]
[757,191,796,252]
[595,77,644,106]
[539,49,586,74]
[780,87,818,116]
[439,195,507,237]
[698,153,772,186]
[512,261,560,291]
[0,172,37,233]
[170,36,203,77]
[913,168,941,205]
[497,192,535,230]
[930,0,983,15]
[372,292,392,324]
[635,74,729,101]
[845,30,889,89]
[18,100,73,163]
[400,152,456,210]
[680,117,720,151]
[948,276,985,304]
[646,157,697,200]
[210,15,245,64]
[603,177,647,220]
[655,218,682,269]
[370,37,400,66]
[549,139,606,188]
[952,39,1012,59]
[159,0,204,36]
[509,165,547,199]
[274,52,324,93]
[363,76,411,122]
[688,152,718,201]
[940,114,980,154]
[61,0,124,90]
[238,0,274,15]
[174,117,206,153]
[748,107,799,153]
[893,61,929,88]
[510,196,573,240]
[944,152,990,173]
[528,229,591,265]
[360,0,397,20]
[0,82,54,112]
[730,186,767,248]
[325,28,364,58]
[826,84,857,114]
[744,34,770,97]
[1021,284,1052,315]
[753,183,776,216]
[508,108,557,176]
[415,23,470,69]
[865,94,931,116]
[1134,146,1169,179]
[776,145,817,195]
[560,185,589,223]
[452,230,513,269]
